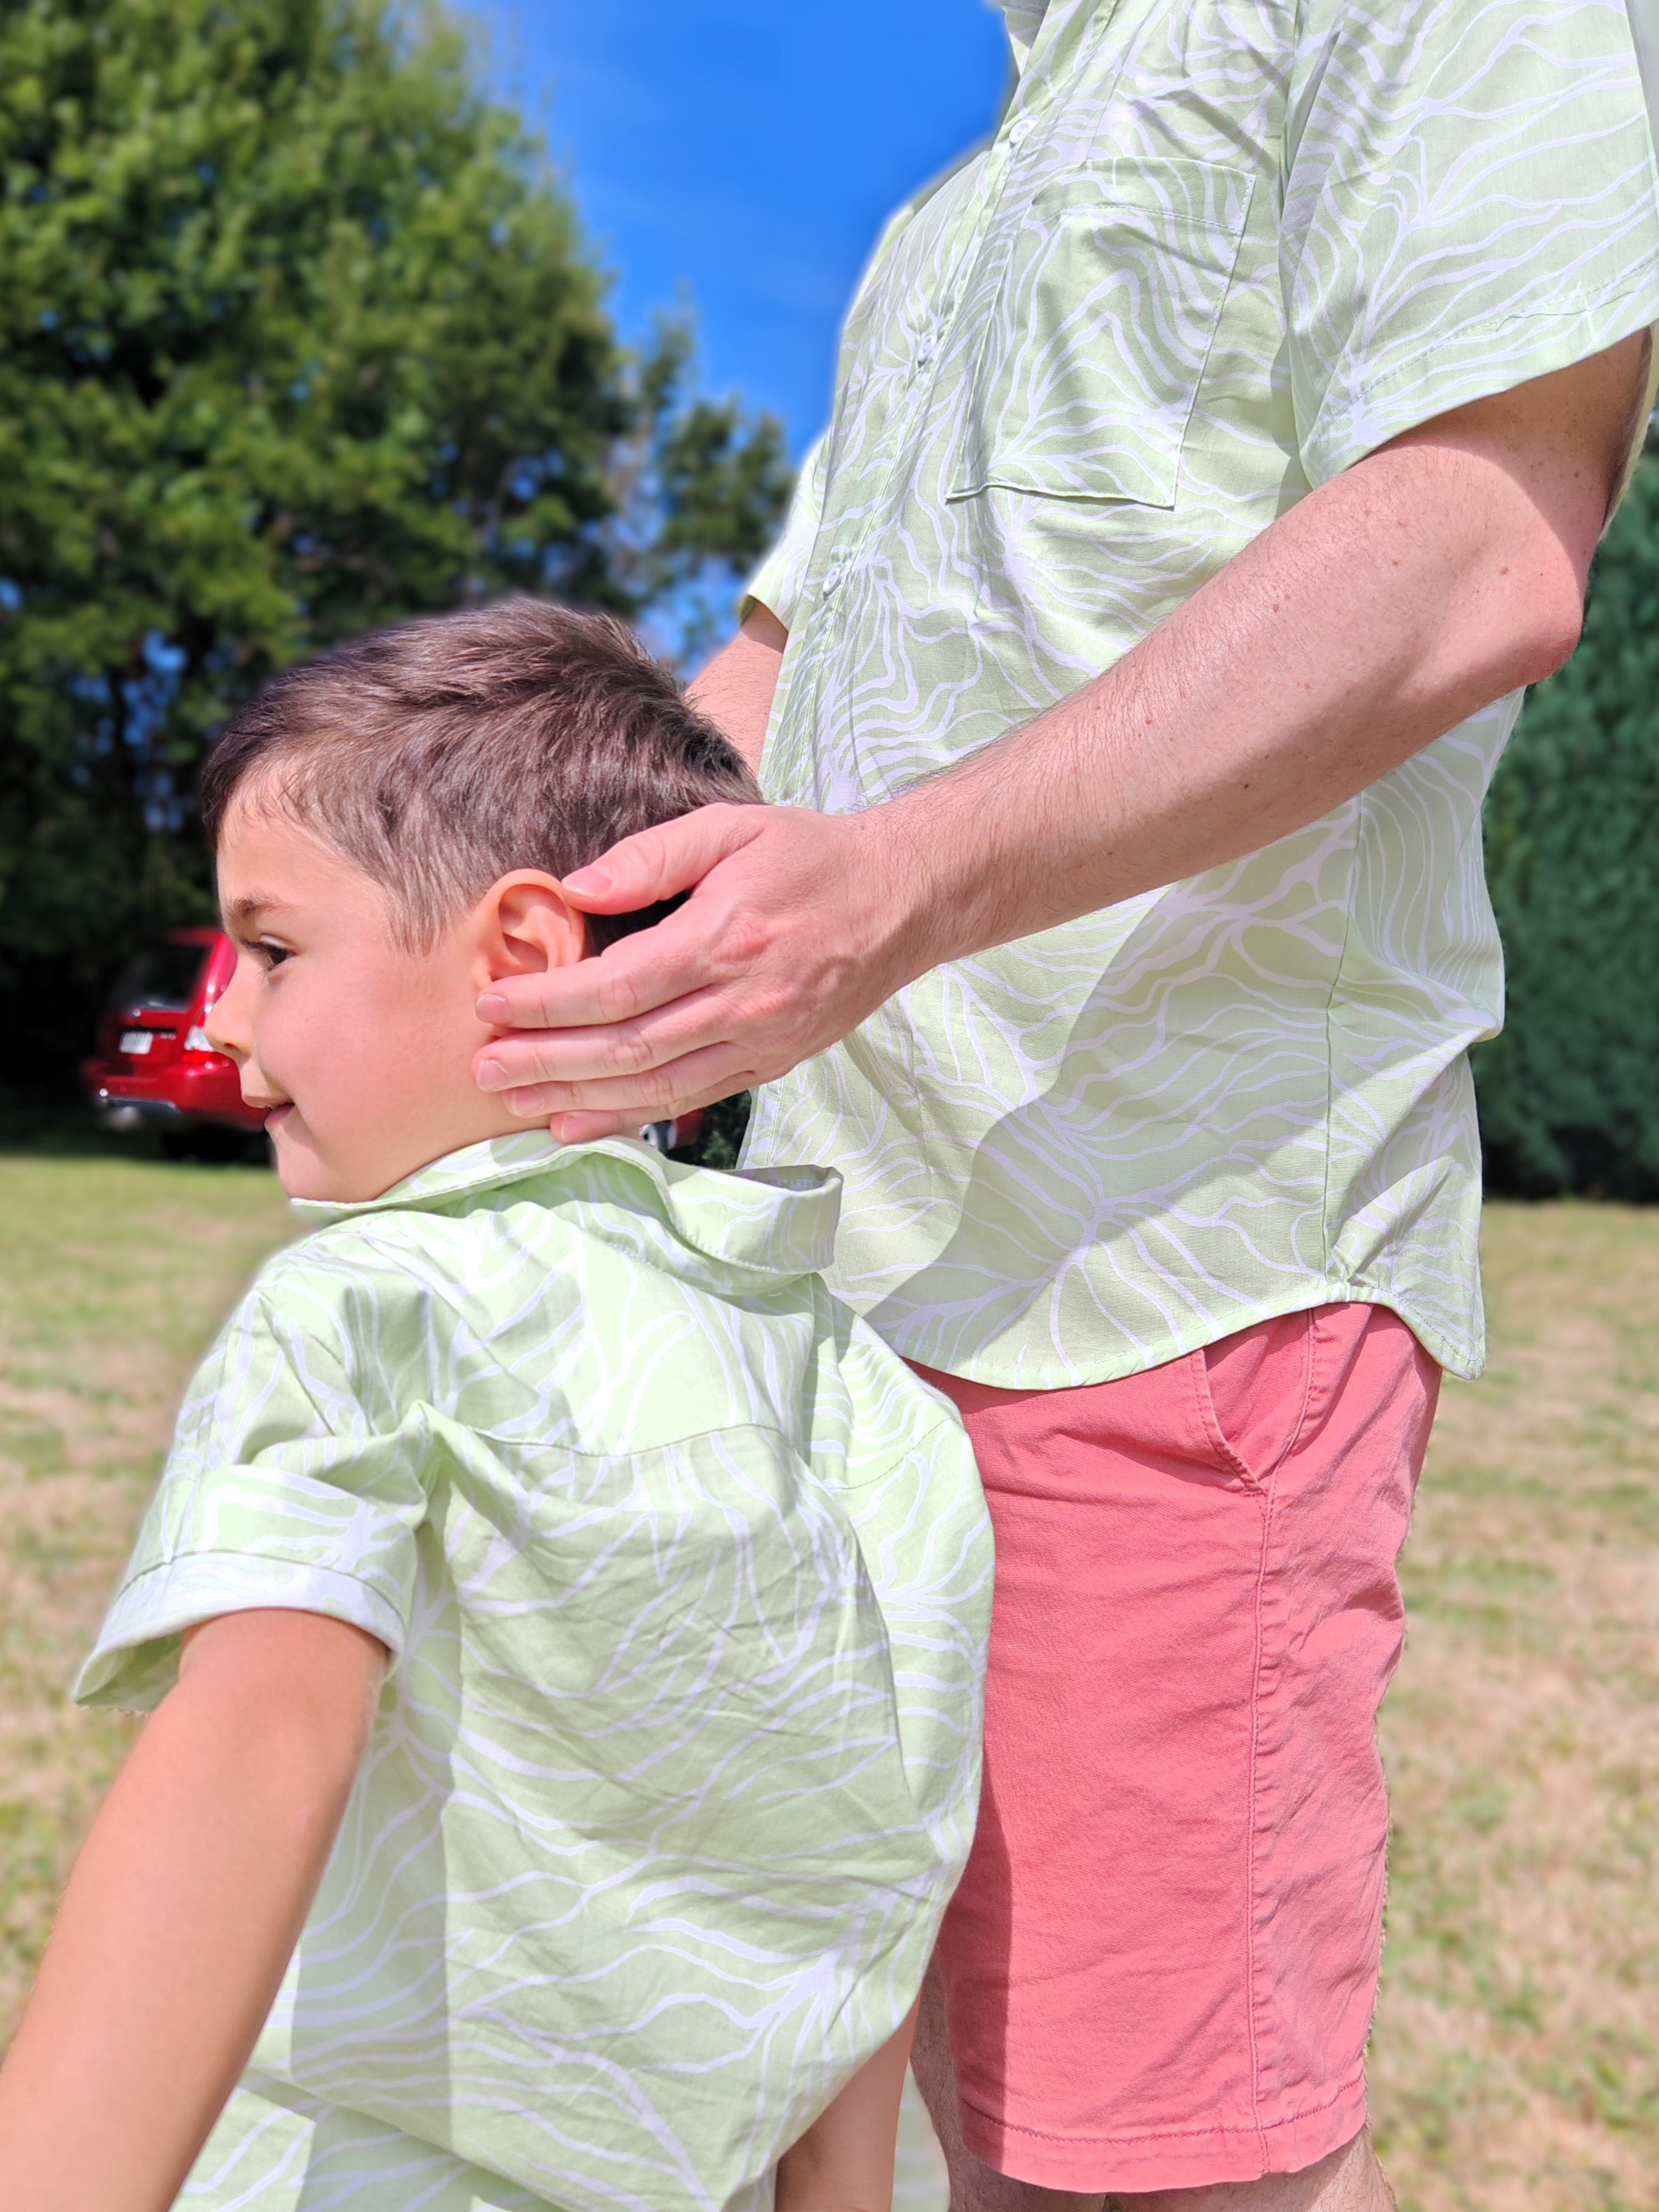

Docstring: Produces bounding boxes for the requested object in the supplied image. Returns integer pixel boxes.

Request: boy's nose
[203,974,250,1062]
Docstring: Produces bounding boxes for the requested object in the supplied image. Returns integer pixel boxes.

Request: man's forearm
[686,602,787,772]
[0,1610,384,2212]
[871,337,1646,974]
[469,334,1647,1133]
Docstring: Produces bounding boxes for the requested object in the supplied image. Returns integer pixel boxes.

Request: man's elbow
[1490,538,1587,693]
[1510,585,1584,689]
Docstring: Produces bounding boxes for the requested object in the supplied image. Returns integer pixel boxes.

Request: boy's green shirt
[79,1133,992,2212]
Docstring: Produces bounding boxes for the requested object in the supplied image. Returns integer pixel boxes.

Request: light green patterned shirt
[743,0,1659,1387]
[77,1134,991,2212]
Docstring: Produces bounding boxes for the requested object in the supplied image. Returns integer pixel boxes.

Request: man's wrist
[850,790,973,993]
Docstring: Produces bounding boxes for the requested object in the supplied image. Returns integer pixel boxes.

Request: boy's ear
[471,873,588,982]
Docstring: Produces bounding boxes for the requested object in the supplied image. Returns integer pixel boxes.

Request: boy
[0,601,991,2212]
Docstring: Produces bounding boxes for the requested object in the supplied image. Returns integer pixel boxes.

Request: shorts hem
[956,2069,1368,2192]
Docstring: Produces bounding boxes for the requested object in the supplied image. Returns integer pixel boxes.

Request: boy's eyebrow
[223,893,294,930]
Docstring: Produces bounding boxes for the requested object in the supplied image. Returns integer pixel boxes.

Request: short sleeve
[740,431,829,631]
[76,1277,428,1712]
[1283,0,1659,486]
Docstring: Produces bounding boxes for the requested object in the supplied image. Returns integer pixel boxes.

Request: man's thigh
[912,1304,1439,2198]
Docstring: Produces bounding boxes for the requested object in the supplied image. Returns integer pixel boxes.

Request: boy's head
[200,597,760,1203]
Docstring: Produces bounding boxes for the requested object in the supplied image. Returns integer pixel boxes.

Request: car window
[107,942,208,1013]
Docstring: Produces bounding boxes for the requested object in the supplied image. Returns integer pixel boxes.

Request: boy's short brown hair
[198,597,761,952]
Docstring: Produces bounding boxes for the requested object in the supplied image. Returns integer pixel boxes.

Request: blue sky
[463,2,1011,455]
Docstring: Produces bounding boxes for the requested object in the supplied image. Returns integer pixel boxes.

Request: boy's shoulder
[222,1134,898,1455]
[263,1131,845,1321]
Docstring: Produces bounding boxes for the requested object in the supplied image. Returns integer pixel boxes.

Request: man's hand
[0,1609,385,2212]
[474,334,1649,1140]
[475,802,932,1136]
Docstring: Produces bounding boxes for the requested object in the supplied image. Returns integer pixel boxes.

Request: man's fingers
[476,977,735,1094]
[546,1111,638,1143]
[499,1042,759,1124]
[558,803,766,914]
[476,906,729,1041]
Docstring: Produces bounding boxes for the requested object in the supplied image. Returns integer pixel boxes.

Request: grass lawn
[0,1152,293,2042]
[0,1156,1655,2209]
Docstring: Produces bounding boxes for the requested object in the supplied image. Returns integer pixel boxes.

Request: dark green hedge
[1475,437,1659,1198]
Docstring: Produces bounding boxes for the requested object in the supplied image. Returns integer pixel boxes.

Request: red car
[82,928,264,1155]
[84,925,706,1161]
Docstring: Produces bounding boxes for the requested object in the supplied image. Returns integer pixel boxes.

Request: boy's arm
[0,1607,386,2212]
[774,1999,920,2212]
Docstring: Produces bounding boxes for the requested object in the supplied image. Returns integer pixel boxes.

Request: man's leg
[1116,2132,1393,2212]
[913,1964,1392,2212]
[912,1960,1102,2211]
[909,1307,1439,2207]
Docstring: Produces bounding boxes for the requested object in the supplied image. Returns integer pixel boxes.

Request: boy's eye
[252,937,293,969]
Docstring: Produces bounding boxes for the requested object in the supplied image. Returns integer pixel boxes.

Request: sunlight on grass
[0,1170,1654,2211]
[0,1155,293,2033]
[1373,1204,1659,2212]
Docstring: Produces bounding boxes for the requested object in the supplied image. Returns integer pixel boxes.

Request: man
[472,3,1659,2206]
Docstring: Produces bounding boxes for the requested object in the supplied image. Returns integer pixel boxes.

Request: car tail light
[638,1110,705,1154]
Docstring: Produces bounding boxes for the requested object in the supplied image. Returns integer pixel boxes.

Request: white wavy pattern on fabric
[742,0,1659,1389]
[77,1136,992,2212]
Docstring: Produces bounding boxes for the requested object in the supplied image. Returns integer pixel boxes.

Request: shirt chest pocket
[948,157,1254,510]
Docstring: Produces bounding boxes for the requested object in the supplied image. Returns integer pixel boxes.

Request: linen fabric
[916,1302,1440,2192]
[77,1133,993,2212]
[741,0,1659,1389]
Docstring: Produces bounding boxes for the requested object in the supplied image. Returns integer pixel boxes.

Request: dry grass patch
[0,1154,293,2037]
[1372,1203,1659,2212]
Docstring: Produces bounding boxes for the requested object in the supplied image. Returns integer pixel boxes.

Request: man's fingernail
[476,1058,505,1087]
[565,864,610,895]
[476,993,506,1020]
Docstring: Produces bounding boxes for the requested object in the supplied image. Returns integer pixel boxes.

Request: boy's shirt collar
[289,1130,842,1290]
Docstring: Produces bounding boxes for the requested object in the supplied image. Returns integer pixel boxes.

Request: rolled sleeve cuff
[1302,270,1659,489]
[75,1555,409,1713]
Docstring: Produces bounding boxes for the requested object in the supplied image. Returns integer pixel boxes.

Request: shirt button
[1008,116,1033,147]
[917,333,938,366]
[821,563,844,597]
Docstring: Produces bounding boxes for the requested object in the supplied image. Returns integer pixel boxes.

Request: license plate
[120,1030,154,1054]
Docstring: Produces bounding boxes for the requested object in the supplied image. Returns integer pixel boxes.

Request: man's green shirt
[79,1134,991,2212]
[744,0,1659,1387]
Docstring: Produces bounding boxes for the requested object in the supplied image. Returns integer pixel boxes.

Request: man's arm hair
[0,1608,385,2212]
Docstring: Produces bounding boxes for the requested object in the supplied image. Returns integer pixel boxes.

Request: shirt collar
[996,0,1053,72]
[290,1131,843,1289]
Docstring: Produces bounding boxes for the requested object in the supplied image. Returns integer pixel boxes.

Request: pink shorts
[914,1302,1440,2194]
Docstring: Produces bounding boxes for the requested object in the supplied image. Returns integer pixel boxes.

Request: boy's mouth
[264,1102,295,1135]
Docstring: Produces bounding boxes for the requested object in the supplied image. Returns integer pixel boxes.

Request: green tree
[0,0,789,1074]
[1475,434,1659,1198]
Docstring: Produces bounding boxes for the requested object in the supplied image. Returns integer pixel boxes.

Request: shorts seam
[958,2065,1368,2147]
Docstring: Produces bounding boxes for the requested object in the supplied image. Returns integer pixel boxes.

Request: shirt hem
[871,1281,1479,1394]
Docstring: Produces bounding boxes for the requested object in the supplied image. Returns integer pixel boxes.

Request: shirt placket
[804,0,1124,629]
